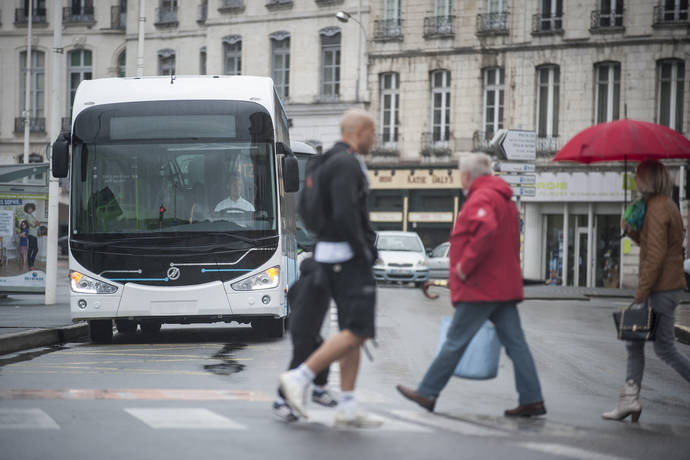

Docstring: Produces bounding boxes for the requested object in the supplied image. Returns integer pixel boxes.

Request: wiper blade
[208,233,279,245]
[70,236,173,247]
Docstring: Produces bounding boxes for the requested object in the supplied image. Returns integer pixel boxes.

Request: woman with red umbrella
[602,160,690,422]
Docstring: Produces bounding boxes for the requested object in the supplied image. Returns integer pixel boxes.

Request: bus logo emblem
[167,267,181,280]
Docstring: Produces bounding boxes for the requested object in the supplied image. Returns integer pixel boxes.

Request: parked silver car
[373,231,429,287]
[428,241,450,279]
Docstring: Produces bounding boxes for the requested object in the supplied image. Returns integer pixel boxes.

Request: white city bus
[52,76,300,342]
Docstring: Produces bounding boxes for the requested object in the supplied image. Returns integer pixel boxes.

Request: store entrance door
[573,227,588,287]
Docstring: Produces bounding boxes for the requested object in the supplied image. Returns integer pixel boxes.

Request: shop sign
[370,212,403,222]
[522,172,626,202]
[368,169,461,190]
[408,212,454,223]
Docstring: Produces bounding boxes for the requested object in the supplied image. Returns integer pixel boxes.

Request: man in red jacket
[396,153,546,417]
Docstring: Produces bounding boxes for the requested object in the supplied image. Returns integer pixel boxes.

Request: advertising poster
[0,165,49,293]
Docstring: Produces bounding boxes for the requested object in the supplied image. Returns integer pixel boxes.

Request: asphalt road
[1,285,689,460]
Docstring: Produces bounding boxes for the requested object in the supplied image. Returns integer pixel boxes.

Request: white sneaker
[279,371,309,418]
[334,409,384,429]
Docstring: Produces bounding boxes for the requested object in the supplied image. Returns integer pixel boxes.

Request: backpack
[298,154,331,234]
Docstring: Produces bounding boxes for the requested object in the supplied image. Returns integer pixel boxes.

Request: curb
[675,325,690,346]
[0,323,88,356]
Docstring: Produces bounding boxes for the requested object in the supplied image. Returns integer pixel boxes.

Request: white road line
[125,408,246,430]
[0,409,60,429]
[307,409,431,432]
[391,410,508,437]
[519,442,630,460]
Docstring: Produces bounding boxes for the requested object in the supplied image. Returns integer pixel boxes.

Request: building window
[19,50,45,119]
[271,32,290,99]
[594,62,620,123]
[655,0,688,24]
[536,65,559,138]
[431,70,451,143]
[483,67,504,139]
[535,0,563,32]
[199,47,207,75]
[380,72,400,145]
[320,27,341,100]
[223,36,242,76]
[375,0,403,39]
[68,49,92,115]
[158,49,175,76]
[657,59,685,132]
[117,50,126,77]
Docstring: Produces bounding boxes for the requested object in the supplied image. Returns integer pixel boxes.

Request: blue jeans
[418,301,544,405]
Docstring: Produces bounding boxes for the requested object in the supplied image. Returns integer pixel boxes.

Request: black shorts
[322,258,376,339]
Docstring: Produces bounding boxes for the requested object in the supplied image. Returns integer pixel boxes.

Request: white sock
[339,391,357,414]
[293,363,315,385]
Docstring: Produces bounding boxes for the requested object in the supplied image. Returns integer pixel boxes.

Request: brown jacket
[629,194,686,302]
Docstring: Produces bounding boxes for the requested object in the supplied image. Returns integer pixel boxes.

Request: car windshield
[377,235,424,252]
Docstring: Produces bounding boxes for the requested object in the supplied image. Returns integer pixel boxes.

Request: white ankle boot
[602,380,642,422]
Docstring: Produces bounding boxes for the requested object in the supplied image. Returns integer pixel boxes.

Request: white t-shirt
[214,197,255,213]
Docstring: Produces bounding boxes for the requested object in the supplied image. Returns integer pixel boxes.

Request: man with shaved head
[279,109,382,428]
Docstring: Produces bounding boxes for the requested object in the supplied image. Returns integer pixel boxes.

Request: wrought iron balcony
[374,19,403,41]
[421,132,454,159]
[197,2,208,23]
[266,0,293,10]
[218,0,245,13]
[477,12,509,36]
[154,7,178,26]
[590,10,624,31]
[653,5,689,27]
[423,16,455,38]
[63,6,95,24]
[14,117,46,134]
[532,14,563,34]
[111,5,126,29]
[472,131,495,153]
[536,136,560,156]
[371,138,401,160]
[14,8,48,25]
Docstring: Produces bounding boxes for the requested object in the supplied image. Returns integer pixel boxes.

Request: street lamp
[335,10,367,103]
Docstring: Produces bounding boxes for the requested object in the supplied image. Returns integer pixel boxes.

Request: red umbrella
[552,119,690,163]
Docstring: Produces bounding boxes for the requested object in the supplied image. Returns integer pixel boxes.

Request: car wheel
[89,320,113,343]
[253,317,285,338]
[115,319,137,335]
[140,320,162,336]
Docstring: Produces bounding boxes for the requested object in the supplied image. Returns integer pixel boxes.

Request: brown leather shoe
[396,384,436,412]
[504,401,547,417]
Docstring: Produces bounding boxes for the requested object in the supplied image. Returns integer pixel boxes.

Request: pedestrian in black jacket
[279,109,383,428]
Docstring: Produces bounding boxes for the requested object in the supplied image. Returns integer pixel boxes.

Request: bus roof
[72,76,277,121]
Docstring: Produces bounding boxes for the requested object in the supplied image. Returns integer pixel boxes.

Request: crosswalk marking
[125,408,246,430]
[519,442,630,460]
[0,408,60,429]
[391,410,508,437]
[306,409,431,432]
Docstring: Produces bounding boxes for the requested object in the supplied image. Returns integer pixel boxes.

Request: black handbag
[613,300,657,341]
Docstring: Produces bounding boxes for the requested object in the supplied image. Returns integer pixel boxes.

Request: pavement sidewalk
[1,286,688,356]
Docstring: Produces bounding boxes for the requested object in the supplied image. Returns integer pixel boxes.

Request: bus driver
[214,174,255,213]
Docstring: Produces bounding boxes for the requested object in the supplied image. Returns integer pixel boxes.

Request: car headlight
[70,271,119,295]
[416,260,428,268]
[231,266,280,291]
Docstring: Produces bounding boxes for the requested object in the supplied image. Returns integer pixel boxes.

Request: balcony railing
[477,12,509,36]
[421,133,454,159]
[218,0,245,13]
[536,136,560,156]
[63,6,95,24]
[198,3,208,22]
[154,7,178,26]
[472,131,495,153]
[14,117,46,134]
[315,0,344,6]
[266,0,293,10]
[423,16,455,38]
[532,14,563,34]
[590,10,624,31]
[374,19,403,41]
[111,5,126,29]
[653,6,689,27]
[14,8,48,25]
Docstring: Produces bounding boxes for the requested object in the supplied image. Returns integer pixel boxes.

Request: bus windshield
[70,101,278,238]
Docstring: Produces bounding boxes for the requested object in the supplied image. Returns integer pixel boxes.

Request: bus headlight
[231,266,280,291]
[70,271,119,295]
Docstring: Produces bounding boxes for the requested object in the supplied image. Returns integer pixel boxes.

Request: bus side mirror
[282,153,299,193]
[52,132,70,178]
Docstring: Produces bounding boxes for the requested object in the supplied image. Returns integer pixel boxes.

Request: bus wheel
[115,319,137,335]
[140,321,162,336]
[253,317,285,338]
[89,320,113,343]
